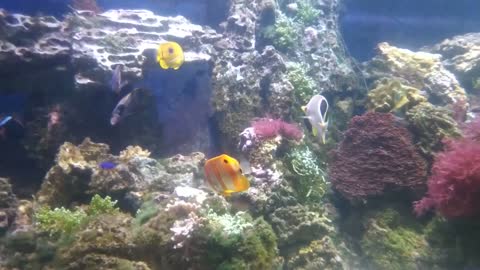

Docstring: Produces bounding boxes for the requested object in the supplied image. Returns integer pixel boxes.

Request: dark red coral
[329,112,427,201]
[251,118,303,141]
[72,0,101,14]
[414,120,480,218]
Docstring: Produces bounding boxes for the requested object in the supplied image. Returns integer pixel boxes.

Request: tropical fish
[204,154,250,196]
[110,88,150,125]
[156,41,185,70]
[99,161,118,170]
[302,95,329,144]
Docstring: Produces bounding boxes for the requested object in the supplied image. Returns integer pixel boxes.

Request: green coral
[199,212,278,269]
[35,195,119,237]
[287,62,316,106]
[285,144,328,203]
[367,78,427,114]
[264,14,299,50]
[295,0,321,25]
[133,200,159,226]
[406,102,461,156]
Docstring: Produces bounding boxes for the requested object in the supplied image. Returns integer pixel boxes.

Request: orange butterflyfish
[204,154,250,196]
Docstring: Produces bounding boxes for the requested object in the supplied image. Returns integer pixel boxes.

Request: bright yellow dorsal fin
[312,126,318,137]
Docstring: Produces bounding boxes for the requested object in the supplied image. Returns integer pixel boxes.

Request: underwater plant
[35,194,119,237]
[263,14,299,51]
[285,144,328,202]
[414,136,480,218]
[329,112,427,201]
[295,0,321,26]
[287,62,316,105]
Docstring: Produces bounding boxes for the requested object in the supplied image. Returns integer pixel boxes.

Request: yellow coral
[119,145,151,162]
[367,78,427,114]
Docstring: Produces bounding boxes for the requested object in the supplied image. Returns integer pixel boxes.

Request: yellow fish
[204,154,250,196]
[156,41,185,70]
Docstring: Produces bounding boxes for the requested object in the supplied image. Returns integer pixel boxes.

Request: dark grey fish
[110,88,150,125]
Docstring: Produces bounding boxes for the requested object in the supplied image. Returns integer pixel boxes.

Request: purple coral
[329,112,427,201]
[251,118,303,141]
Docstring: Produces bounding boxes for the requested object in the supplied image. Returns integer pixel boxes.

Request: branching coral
[367,78,427,114]
[406,102,461,155]
[263,14,299,50]
[285,144,328,202]
[329,112,427,201]
[414,137,480,218]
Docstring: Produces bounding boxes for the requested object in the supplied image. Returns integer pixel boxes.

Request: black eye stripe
[223,159,228,164]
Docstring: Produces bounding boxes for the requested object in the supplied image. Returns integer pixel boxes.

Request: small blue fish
[99,161,118,170]
[0,116,12,127]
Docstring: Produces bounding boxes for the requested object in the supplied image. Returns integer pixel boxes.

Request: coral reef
[329,112,427,201]
[263,14,299,51]
[286,236,344,270]
[406,102,461,156]
[367,78,427,114]
[72,0,101,14]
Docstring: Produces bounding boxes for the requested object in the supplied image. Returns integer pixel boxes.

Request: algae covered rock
[269,204,334,248]
[406,102,461,156]
[286,236,344,270]
[366,42,467,107]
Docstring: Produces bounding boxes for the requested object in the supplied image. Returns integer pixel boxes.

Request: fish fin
[237,176,250,191]
[391,96,409,111]
[312,126,318,137]
[173,66,180,70]
[159,60,169,69]
[321,131,326,144]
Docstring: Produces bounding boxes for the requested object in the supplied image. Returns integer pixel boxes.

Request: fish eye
[239,168,243,173]
[223,159,229,164]
[168,47,174,54]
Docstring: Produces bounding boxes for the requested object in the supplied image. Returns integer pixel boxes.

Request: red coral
[414,120,480,218]
[329,112,427,201]
[251,118,303,141]
[72,0,101,14]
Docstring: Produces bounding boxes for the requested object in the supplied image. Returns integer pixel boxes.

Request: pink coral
[329,112,427,201]
[414,130,480,218]
[251,118,303,141]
